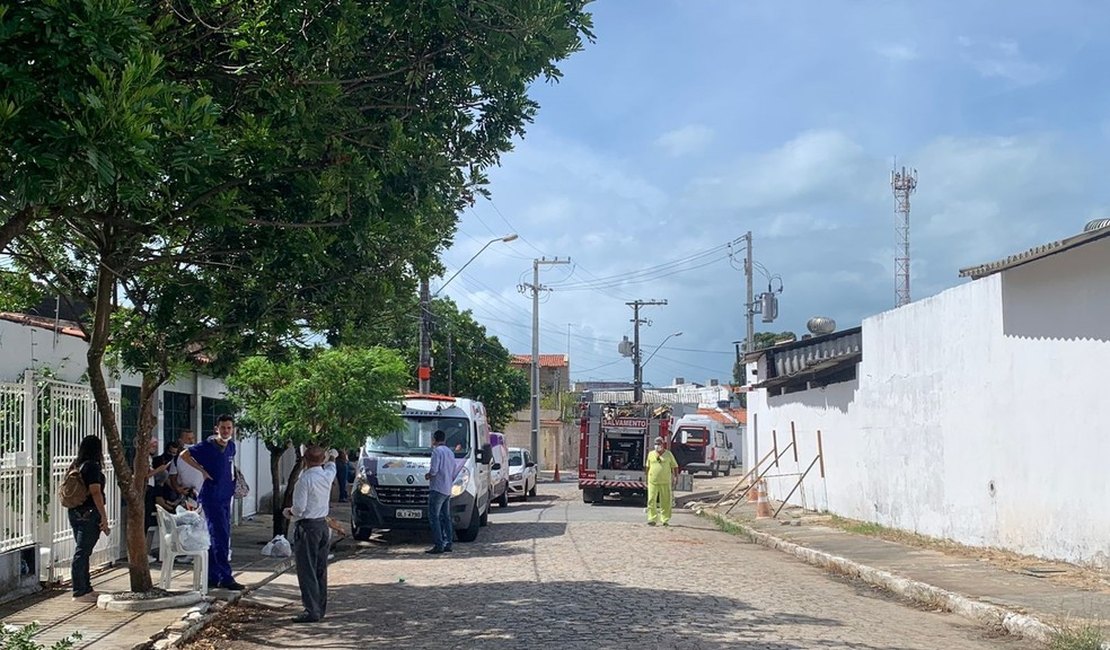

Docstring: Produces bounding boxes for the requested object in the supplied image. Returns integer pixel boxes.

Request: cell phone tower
[891,165,917,308]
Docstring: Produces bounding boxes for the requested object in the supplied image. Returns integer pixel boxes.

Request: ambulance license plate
[396,509,423,520]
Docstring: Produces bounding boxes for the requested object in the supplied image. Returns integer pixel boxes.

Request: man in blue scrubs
[180,414,244,590]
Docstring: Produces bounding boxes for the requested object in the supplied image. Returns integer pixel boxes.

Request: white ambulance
[351,394,493,542]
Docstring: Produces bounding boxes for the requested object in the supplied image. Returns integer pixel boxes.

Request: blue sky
[435,1,1110,388]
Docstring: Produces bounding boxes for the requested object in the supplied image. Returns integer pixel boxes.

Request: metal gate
[0,375,34,556]
[37,376,122,583]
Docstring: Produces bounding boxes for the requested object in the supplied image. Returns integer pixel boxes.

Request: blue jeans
[427,491,453,550]
[68,508,101,596]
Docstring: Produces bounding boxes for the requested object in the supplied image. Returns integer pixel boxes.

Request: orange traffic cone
[553,464,561,482]
[747,481,759,503]
[755,480,773,519]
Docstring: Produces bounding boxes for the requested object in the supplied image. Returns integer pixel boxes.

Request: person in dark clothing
[180,414,243,590]
[68,435,110,602]
[334,448,349,503]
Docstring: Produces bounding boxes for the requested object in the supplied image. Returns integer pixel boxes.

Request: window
[678,427,709,447]
[120,385,141,465]
[201,397,236,436]
[162,391,192,447]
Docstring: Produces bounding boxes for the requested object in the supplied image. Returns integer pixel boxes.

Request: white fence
[0,372,121,583]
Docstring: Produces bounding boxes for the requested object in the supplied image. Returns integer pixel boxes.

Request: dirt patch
[179,602,268,650]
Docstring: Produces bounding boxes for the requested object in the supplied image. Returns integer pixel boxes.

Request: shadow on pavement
[341,522,569,561]
[189,579,952,650]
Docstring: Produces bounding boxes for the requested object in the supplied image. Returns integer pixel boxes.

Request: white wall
[0,321,89,383]
[0,321,275,521]
[749,236,1110,567]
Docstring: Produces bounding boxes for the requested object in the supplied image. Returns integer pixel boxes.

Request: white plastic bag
[261,534,292,558]
[174,507,210,552]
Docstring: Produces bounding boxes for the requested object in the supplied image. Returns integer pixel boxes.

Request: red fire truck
[577,401,677,504]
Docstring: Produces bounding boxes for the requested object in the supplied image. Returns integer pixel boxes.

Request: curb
[146,555,296,649]
[698,506,1088,647]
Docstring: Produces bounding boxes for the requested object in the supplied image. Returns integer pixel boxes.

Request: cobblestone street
[185,484,1038,650]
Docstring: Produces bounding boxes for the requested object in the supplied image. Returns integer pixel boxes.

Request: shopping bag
[262,534,292,558]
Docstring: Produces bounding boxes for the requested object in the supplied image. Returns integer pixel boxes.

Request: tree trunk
[85,252,155,592]
[265,440,288,538]
[0,206,37,254]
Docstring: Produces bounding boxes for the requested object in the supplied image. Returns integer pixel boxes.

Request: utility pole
[519,257,570,464]
[418,279,432,393]
[744,231,754,355]
[628,299,667,402]
[446,331,453,395]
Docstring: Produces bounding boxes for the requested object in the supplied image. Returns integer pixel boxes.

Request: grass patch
[830,517,889,537]
[705,512,753,540]
[1050,621,1105,650]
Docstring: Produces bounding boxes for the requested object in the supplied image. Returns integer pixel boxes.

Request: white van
[350,394,493,542]
[670,413,733,478]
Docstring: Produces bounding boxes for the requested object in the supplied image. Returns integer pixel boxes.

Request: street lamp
[419,233,517,393]
[435,233,518,296]
[634,331,682,401]
[642,331,683,369]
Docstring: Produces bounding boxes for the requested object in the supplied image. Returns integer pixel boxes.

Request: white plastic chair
[156,507,209,595]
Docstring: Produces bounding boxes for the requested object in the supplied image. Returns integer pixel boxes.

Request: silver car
[506,447,538,500]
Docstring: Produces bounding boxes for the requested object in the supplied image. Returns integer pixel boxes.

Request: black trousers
[294,518,330,620]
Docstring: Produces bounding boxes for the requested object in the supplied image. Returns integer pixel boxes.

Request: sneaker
[662,521,670,527]
[424,547,444,555]
[72,592,98,603]
[442,545,453,553]
[291,611,320,623]
[646,521,657,526]
[147,555,159,564]
[220,580,246,591]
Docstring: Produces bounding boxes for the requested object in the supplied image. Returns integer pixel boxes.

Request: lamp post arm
[436,240,494,296]
[642,333,681,368]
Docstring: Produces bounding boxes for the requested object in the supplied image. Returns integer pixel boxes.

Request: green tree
[733,331,798,387]
[227,347,407,536]
[1,0,592,591]
[355,296,529,430]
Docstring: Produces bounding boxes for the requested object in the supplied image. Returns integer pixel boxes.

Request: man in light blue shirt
[424,430,456,554]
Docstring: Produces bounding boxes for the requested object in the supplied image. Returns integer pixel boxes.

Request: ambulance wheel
[498,489,509,508]
[479,504,489,527]
[528,481,537,497]
[711,469,719,478]
[724,466,731,477]
[457,510,480,542]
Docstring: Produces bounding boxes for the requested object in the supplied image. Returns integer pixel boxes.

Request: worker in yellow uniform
[645,436,679,526]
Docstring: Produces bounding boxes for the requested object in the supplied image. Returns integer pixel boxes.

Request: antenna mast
[891,165,917,307]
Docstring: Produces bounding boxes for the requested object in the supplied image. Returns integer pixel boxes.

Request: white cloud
[655,124,714,157]
[958,37,1053,85]
[687,129,880,212]
[875,43,919,62]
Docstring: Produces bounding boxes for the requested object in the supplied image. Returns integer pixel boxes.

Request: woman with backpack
[65,435,111,602]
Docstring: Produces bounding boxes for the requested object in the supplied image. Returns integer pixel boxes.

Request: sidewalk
[699,492,1110,647]
[0,511,302,650]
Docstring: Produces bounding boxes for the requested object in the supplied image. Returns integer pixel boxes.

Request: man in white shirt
[284,445,336,623]
[168,429,203,500]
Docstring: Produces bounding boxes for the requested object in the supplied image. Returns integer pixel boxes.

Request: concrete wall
[502,408,576,470]
[748,236,1110,567]
[0,320,89,383]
